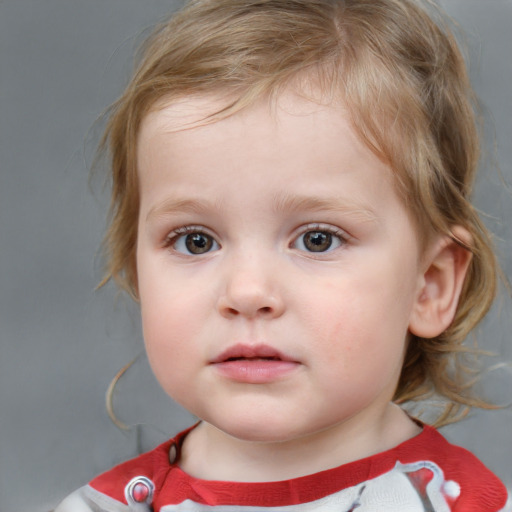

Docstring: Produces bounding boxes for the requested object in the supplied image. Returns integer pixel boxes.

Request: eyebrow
[146,197,223,221]
[271,193,379,223]
[146,193,378,224]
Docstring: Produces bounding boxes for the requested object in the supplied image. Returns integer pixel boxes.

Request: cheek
[138,257,207,340]
[301,274,411,374]
[141,289,206,364]
[138,273,209,395]
[141,303,202,405]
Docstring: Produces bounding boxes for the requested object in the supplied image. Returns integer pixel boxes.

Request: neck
[179,404,421,482]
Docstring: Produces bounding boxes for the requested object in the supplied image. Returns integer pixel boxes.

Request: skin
[135,91,468,482]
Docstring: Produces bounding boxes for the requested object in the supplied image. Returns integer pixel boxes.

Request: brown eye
[184,233,214,254]
[302,231,333,252]
[171,229,219,255]
[292,226,345,254]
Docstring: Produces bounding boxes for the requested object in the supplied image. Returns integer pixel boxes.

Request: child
[56,0,510,510]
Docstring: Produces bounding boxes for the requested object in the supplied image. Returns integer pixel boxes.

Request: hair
[100,0,498,426]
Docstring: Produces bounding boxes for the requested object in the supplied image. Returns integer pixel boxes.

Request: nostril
[217,290,284,319]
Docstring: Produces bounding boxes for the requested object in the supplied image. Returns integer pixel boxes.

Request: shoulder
[89,437,175,503]
[395,425,510,511]
[54,485,129,512]
[54,434,179,512]
[409,426,502,482]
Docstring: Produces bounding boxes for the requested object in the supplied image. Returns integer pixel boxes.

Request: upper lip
[210,343,296,364]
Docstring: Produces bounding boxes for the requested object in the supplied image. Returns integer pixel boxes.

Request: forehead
[139,90,385,187]
[142,94,231,133]
[137,93,379,202]
[137,91,412,221]
[138,89,371,169]
[140,86,341,135]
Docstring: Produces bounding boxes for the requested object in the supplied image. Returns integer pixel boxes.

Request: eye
[293,226,345,253]
[168,227,220,255]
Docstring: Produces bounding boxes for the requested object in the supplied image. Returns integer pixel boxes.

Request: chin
[208,414,313,444]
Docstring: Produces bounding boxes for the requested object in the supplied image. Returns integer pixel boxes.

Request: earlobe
[409,227,472,339]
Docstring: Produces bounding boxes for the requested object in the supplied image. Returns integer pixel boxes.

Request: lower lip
[212,360,300,383]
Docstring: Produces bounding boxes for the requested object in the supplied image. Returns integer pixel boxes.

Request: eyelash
[162,223,350,256]
[163,225,220,255]
[291,223,349,254]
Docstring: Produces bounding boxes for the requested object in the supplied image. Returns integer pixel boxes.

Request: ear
[409,227,472,339]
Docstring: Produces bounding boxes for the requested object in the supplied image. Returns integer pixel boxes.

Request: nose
[217,255,285,320]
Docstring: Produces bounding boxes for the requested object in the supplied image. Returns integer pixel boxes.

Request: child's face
[136,92,426,444]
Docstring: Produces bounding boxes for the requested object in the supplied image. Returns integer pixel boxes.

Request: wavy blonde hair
[100,0,498,426]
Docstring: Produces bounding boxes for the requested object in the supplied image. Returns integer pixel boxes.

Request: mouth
[210,344,300,383]
[225,356,282,362]
[210,344,295,364]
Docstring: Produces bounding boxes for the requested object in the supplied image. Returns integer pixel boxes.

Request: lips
[210,343,294,364]
[210,344,300,383]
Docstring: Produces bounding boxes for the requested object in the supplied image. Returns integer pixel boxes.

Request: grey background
[0,1,511,511]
